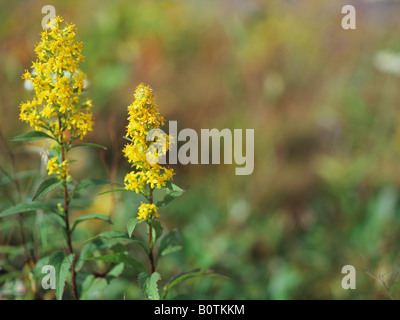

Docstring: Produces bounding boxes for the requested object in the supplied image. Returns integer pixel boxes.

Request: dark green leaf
[127,218,145,237]
[150,220,163,247]
[157,229,184,259]
[157,182,185,207]
[86,253,146,273]
[0,170,35,186]
[74,179,109,193]
[0,202,51,218]
[48,252,74,300]
[162,269,229,299]
[123,136,133,143]
[80,264,124,299]
[138,272,161,300]
[84,231,148,254]
[71,143,107,150]
[98,188,127,196]
[10,131,55,142]
[71,213,112,233]
[32,178,61,201]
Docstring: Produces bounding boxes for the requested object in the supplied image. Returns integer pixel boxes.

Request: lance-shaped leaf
[162,269,229,299]
[98,188,127,196]
[127,217,145,237]
[138,272,162,300]
[79,263,124,300]
[74,179,109,194]
[10,131,55,142]
[0,202,51,218]
[0,170,35,186]
[156,182,185,207]
[71,213,112,233]
[157,229,184,260]
[32,178,61,201]
[150,220,163,247]
[83,231,148,254]
[86,252,146,273]
[71,143,107,150]
[48,252,74,300]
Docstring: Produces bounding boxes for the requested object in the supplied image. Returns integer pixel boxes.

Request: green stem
[59,124,78,300]
[148,189,155,274]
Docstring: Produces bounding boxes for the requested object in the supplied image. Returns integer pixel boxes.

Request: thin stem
[60,133,78,300]
[148,189,155,274]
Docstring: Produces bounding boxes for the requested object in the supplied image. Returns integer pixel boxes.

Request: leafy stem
[59,118,78,300]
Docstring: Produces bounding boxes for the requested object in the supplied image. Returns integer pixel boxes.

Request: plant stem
[148,189,155,274]
[60,143,78,300]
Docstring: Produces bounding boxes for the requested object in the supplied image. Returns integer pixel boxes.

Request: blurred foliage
[2,0,400,299]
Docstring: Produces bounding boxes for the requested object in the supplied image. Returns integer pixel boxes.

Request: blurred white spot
[83,78,90,90]
[228,198,250,224]
[373,51,400,76]
[40,148,49,166]
[24,79,34,91]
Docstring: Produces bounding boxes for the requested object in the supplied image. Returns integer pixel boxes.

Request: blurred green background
[2,0,400,299]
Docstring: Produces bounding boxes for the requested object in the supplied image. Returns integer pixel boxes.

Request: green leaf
[32,178,61,201]
[157,229,184,259]
[71,143,107,150]
[162,269,229,299]
[84,231,148,254]
[86,253,146,273]
[48,212,66,228]
[127,218,145,237]
[123,136,133,143]
[84,231,131,243]
[71,213,112,233]
[138,272,162,300]
[98,188,127,196]
[78,233,148,271]
[157,182,185,207]
[0,202,51,218]
[74,179,109,193]
[10,131,55,142]
[0,170,35,186]
[150,220,163,247]
[80,263,124,300]
[48,252,74,300]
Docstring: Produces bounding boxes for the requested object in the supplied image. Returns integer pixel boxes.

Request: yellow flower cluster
[137,203,159,220]
[123,84,174,219]
[124,84,174,191]
[19,16,93,141]
[47,156,70,181]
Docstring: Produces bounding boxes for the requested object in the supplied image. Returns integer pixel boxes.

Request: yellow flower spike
[20,16,93,183]
[19,16,92,140]
[123,84,174,220]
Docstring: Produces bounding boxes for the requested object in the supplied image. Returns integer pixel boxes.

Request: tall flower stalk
[19,16,93,300]
[123,84,174,274]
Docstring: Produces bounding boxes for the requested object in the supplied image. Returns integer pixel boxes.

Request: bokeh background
[2,0,400,299]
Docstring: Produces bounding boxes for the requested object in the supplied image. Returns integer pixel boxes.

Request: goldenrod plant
[2,16,109,300]
[84,84,224,300]
[1,16,224,300]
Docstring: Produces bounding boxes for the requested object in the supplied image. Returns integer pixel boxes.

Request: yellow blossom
[123,84,174,220]
[19,16,93,143]
[137,203,159,220]
[19,16,93,184]
[46,156,70,181]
